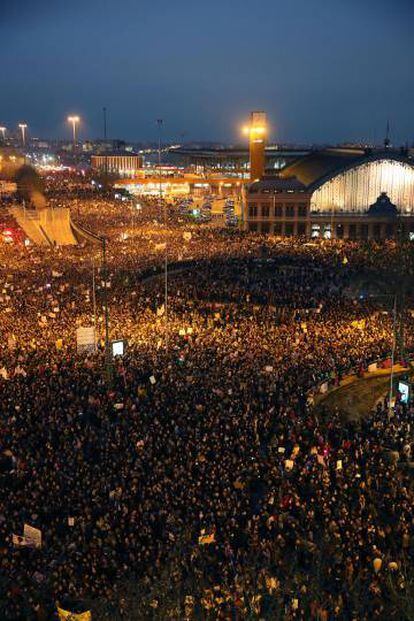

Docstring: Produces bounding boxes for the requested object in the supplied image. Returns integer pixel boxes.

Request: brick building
[245,177,312,236]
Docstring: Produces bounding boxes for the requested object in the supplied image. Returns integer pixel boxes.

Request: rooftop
[281,147,414,188]
[248,175,307,193]
[92,152,141,158]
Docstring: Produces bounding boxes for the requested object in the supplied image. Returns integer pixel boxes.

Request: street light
[156,118,169,350]
[67,115,80,150]
[18,123,27,147]
[0,127,6,142]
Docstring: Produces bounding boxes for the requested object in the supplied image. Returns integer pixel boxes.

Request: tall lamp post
[157,118,168,349]
[18,123,27,148]
[0,127,6,142]
[67,115,80,151]
[101,236,112,379]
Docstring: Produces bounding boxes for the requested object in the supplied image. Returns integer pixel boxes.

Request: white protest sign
[320,382,328,394]
[76,327,95,353]
[13,534,29,547]
[23,524,42,549]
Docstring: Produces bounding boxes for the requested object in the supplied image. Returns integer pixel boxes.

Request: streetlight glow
[18,123,28,146]
[67,115,80,149]
[242,124,267,137]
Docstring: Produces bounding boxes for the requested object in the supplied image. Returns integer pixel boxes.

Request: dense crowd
[0,176,413,619]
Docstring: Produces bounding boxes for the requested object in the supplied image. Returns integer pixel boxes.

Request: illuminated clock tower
[249,111,267,181]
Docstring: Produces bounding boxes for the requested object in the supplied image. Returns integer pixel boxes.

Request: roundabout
[0,186,413,619]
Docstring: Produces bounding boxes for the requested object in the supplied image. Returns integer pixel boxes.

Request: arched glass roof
[311,158,414,214]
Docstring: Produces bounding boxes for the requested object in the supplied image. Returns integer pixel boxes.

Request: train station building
[244,147,414,240]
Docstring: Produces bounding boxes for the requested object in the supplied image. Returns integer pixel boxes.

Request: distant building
[244,147,414,240]
[91,153,143,177]
[169,145,310,175]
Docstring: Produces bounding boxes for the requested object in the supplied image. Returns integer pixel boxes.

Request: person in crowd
[0,172,412,619]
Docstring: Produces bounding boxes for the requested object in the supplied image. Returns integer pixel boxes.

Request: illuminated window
[323,224,331,239]
[311,224,320,238]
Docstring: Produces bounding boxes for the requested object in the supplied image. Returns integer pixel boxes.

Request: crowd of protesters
[0,175,413,619]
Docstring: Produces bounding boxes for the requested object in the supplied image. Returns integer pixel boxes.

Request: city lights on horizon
[1,111,271,145]
[3,111,268,145]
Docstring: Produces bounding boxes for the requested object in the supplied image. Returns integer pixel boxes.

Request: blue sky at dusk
[1,0,413,145]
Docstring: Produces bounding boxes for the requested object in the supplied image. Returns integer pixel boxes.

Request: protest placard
[24,524,42,549]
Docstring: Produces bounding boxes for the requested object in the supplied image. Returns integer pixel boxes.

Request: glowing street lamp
[0,127,6,141]
[18,123,28,147]
[67,115,80,149]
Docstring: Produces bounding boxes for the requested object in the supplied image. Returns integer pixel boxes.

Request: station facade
[244,148,414,239]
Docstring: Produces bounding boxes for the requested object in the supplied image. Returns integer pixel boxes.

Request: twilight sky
[1,0,413,145]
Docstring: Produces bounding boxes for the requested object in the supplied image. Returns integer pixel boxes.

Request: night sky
[1,0,413,145]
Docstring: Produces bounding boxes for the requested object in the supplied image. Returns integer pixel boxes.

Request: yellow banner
[198,532,215,545]
[351,319,365,330]
[57,607,91,621]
